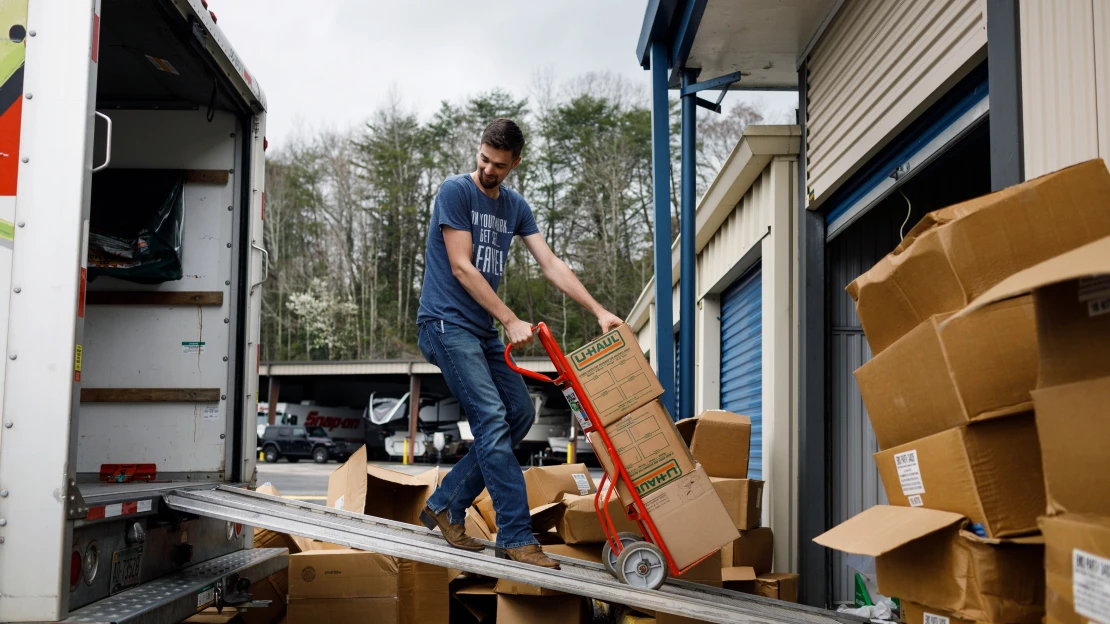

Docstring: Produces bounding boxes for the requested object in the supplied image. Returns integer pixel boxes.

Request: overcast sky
[214,0,798,149]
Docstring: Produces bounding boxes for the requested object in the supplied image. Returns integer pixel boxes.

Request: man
[416,118,622,568]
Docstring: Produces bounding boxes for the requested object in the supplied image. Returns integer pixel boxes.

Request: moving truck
[0,1,283,621]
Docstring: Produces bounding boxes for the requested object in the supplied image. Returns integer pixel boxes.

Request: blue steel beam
[636,0,681,69]
[670,0,707,71]
[650,41,676,418]
[678,70,697,421]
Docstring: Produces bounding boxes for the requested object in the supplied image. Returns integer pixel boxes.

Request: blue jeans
[418,320,537,548]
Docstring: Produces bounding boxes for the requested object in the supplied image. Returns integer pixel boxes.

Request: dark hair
[481,118,525,159]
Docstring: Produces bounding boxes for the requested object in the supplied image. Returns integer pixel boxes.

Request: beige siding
[1021,0,1109,178]
[805,0,987,209]
[697,168,774,297]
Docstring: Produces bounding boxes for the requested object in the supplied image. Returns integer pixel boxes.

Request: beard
[478,171,501,189]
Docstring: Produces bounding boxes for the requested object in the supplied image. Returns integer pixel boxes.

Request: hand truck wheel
[614,541,668,590]
[602,532,642,577]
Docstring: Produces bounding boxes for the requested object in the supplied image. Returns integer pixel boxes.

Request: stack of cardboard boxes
[816,159,1110,624]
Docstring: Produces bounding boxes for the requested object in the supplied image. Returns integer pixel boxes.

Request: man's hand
[505,318,535,348]
[597,311,624,333]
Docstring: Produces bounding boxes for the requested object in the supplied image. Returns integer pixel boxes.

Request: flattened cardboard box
[641,464,739,570]
[590,399,695,502]
[675,410,751,478]
[1033,376,1110,516]
[326,446,437,525]
[711,478,763,531]
[848,159,1110,355]
[523,463,595,510]
[948,234,1110,390]
[874,413,1044,538]
[566,323,663,428]
[556,491,640,544]
[543,543,603,565]
[472,489,566,534]
[856,295,1038,450]
[815,505,1045,623]
[1038,513,1110,624]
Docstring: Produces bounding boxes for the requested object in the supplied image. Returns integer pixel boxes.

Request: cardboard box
[464,506,494,542]
[901,602,977,624]
[1033,376,1110,516]
[239,570,288,624]
[947,235,1110,389]
[186,608,241,624]
[494,577,564,596]
[326,446,437,525]
[674,411,751,479]
[565,323,664,427]
[711,478,763,530]
[732,573,799,603]
[1039,513,1110,624]
[815,505,1045,623]
[288,549,447,624]
[874,413,1044,538]
[674,550,722,587]
[523,463,596,510]
[556,492,640,544]
[590,400,695,501]
[720,527,774,575]
[253,484,312,554]
[640,464,739,570]
[543,543,603,565]
[496,594,588,624]
[855,295,1038,450]
[472,489,566,534]
[847,159,1110,355]
[720,566,757,592]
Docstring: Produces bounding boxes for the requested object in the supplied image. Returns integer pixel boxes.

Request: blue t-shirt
[417,173,540,338]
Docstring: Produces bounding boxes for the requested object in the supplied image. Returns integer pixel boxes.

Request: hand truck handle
[504,327,558,384]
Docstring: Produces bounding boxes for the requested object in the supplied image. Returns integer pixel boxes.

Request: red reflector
[210,10,217,22]
[263,137,269,151]
[201,0,208,7]
[70,550,82,587]
[100,464,157,483]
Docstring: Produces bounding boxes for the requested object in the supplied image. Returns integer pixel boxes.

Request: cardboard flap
[721,567,757,582]
[674,418,697,446]
[959,530,1045,546]
[813,505,965,557]
[366,464,439,488]
[948,235,1110,323]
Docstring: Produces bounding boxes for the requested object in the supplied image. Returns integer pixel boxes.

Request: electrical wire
[898,188,913,241]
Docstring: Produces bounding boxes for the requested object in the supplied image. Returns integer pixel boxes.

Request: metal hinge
[66,479,88,520]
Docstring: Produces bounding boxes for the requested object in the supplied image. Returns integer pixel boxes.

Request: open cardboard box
[848,159,1110,355]
[556,491,640,545]
[326,447,437,525]
[815,505,1044,623]
[675,410,751,479]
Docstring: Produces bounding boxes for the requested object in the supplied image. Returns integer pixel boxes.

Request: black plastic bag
[88,169,185,284]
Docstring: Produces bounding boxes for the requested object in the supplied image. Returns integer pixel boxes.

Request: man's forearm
[543,259,605,317]
[454,264,518,325]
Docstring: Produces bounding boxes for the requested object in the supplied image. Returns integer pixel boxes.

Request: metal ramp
[165,486,863,624]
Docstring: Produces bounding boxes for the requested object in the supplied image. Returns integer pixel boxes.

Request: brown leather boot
[419,505,486,552]
[499,544,561,569]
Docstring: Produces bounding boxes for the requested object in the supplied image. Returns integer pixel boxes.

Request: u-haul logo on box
[633,460,682,496]
[571,330,624,371]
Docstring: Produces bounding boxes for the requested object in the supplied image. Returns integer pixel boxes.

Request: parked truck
[0,2,282,622]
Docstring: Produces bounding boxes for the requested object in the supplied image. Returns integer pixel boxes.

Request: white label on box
[1088,297,1110,318]
[908,494,924,507]
[894,450,925,496]
[333,495,344,511]
[922,614,950,624]
[561,387,592,431]
[1073,548,1110,623]
[1078,276,1110,301]
[203,405,220,421]
[572,473,591,495]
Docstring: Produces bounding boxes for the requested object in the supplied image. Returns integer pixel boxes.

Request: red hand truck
[505,322,714,590]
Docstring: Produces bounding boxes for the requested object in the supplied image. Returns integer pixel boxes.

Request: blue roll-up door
[674,331,681,418]
[720,261,763,479]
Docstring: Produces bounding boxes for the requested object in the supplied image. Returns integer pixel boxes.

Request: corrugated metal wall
[697,169,772,297]
[805,0,987,209]
[1020,0,1110,178]
[720,263,763,480]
